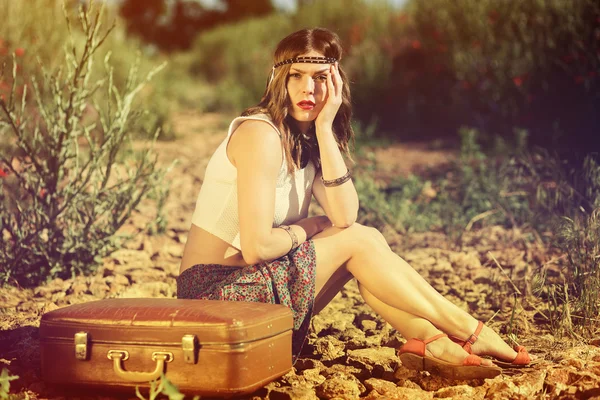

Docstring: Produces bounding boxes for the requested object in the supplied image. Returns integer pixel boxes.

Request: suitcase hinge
[74,332,89,361]
[182,334,198,364]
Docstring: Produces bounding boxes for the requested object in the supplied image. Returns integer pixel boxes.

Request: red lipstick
[297,100,315,110]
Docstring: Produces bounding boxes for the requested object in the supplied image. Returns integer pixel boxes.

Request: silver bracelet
[321,169,351,187]
[279,224,299,253]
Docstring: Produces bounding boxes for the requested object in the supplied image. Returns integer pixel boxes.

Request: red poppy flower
[411,40,421,49]
[513,76,523,87]
[0,169,7,178]
[39,188,47,198]
[15,48,25,57]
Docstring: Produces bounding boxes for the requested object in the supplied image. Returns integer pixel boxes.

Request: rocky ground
[1,111,600,400]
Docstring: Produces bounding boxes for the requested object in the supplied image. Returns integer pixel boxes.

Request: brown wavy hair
[242,28,354,173]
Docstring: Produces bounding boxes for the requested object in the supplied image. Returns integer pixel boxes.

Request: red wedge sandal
[398,333,502,380]
[450,321,531,368]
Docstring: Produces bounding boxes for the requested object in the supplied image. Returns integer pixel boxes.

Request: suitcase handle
[107,350,173,382]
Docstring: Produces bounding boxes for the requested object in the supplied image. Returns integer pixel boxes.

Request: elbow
[241,246,263,265]
[332,212,358,229]
[241,239,267,265]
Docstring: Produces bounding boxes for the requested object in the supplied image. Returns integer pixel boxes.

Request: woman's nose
[302,76,315,94]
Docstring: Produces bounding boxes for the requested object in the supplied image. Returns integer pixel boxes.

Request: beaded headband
[268,56,338,87]
[273,56,337,68]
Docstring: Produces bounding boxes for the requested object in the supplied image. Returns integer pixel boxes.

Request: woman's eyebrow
[290,67,330,75]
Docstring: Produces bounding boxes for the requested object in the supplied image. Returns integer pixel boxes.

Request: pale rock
[111,273,130,287]
[110,249,152,269]
[363,378,397,394]
[142,237,154,255]
[364,334,387,348]
[561,358,585,369]
[331,312,357,332]
[127,268,168,283]
[67,294,100,304]
[50,291,66,303]
[301,368,326,386]
[34,278,67,298]
[363,386,433,400]
[118,282,174,298]
[449,251,482,270]
[472,271,493,285]
[89,281,110,297]
[347,347,398,374]
[486,370,546,400]
[164,243,183,258]
[323,364,363,378]
[398,379,421,389]
[311,312,354,334]
[316,372,365,399]
[430,259,453,274]
[544,366,600,398]
[434,384,485,400]
[69,281,88,296]
[123,234,144,250]
[361,320,378,331]
[42,302,60,312]
[314,337,346,361]
[268,385,318,400]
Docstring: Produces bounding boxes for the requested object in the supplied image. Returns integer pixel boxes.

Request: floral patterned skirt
[176,240,317,364]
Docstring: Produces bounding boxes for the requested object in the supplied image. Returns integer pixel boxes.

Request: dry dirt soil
[2,111,600,400]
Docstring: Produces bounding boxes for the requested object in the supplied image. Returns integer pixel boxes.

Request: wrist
[315,124,333,135]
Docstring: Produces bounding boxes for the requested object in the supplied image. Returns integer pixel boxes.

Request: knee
[343,223,390,251]
[367,226,390,249]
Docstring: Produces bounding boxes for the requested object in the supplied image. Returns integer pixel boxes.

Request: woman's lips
[297,101,315,110]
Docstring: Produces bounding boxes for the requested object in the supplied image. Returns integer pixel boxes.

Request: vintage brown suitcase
[40,298,293,396]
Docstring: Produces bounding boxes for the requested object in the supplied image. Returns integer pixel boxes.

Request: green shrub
[405,0,599,147]
[0,368,18,400]
[0,3,168,287]
[0,0,181,141]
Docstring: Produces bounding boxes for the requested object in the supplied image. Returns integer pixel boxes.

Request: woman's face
[286,50,331,127]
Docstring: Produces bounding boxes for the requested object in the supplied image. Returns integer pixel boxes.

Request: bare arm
[231,120,329,265]
[313,62,359,227]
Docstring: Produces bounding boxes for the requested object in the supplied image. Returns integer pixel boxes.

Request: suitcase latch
[74,332,89,361]
[182,334,198,364]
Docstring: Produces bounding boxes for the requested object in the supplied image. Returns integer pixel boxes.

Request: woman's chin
[290,109,318,122]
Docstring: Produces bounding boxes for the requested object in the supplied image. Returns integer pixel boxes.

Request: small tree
[0,2,168,286]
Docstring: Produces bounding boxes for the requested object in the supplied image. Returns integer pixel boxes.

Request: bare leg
[311,223,519,362]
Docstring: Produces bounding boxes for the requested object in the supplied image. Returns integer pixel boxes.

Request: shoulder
[228,119,282,167]
[232,119,280,147]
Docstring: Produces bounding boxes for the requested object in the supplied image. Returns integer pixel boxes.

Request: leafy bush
[0,368,19,400]
[0,0,183,141]
[0,3,168,287]
[403,0,600,147]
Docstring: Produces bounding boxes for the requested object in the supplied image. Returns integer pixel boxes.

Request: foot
[398,333,501,379]
[453,321,530,365]
[425,335,495,367]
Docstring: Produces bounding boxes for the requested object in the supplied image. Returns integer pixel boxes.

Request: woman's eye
[289,73,301,78]
[315,75,327,81]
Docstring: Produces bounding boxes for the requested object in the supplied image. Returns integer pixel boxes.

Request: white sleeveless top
[191,113,317,253]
